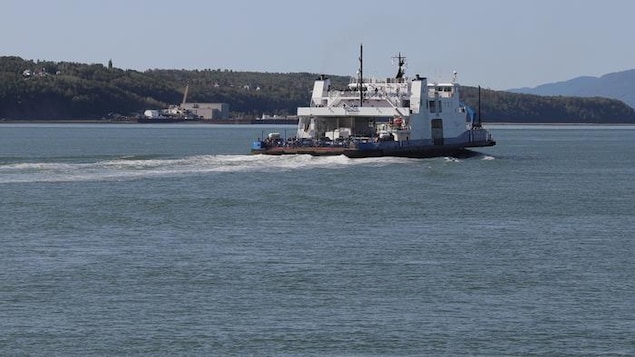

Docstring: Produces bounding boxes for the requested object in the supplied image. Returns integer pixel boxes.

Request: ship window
[430,100,442,113]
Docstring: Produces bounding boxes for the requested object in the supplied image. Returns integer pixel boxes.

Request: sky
[2,0,634,90]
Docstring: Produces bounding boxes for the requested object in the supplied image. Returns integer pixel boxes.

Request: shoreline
[0,119,298,125]
[1,120,634,126]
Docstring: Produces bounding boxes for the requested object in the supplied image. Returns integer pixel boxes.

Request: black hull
[252,140,496,158]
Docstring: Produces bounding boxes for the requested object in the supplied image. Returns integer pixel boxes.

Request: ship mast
[395,52,405,79]
[358,44,363,107]
[476,85,482,128]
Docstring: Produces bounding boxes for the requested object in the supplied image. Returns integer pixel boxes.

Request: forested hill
[460,87,635,123]
[2,56,635,123]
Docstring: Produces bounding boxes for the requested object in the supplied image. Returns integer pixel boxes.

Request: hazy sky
[3,0,634,89]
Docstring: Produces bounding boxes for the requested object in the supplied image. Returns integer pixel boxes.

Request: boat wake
[0,154,416,183]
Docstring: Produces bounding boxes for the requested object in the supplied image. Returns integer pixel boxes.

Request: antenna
[477,85,482,128]
[393,52,406,79]
[358,44,363,107]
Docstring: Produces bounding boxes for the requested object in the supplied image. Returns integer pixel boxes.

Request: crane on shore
[181,83,189,107]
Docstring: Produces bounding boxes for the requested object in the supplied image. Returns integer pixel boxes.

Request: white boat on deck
[252,45,495,158]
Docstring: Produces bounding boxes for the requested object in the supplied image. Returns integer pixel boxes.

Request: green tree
[1,56,634,122]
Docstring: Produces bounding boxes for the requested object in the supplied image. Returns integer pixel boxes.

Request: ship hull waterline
[252,140,496,159]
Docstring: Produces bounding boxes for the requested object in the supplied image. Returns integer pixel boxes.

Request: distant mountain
[508,69,635,108]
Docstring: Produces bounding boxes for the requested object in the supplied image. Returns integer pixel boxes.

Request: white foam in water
[1,154,407,183]
[0,152,441,183]
[482,155,496,161]
[444,156,461,163]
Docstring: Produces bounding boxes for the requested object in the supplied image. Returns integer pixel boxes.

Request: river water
[1,124,633,356]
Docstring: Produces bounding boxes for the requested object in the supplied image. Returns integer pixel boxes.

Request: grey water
[1,123,633,356]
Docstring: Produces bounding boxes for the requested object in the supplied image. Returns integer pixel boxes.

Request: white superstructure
[296,52,484,146]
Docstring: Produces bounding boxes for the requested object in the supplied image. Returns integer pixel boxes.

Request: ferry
[251,46,495,158]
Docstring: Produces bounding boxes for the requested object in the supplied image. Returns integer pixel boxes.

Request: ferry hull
[252,140,496,158]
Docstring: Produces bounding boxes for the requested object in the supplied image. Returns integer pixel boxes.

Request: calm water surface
[1,124,633,356]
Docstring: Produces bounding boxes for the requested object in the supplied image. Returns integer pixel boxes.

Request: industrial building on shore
[180,102,230,120]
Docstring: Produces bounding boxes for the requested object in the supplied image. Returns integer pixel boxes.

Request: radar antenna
[394,52,406,79]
